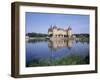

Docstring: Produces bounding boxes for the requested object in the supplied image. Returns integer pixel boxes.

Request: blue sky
[25,12,89,34]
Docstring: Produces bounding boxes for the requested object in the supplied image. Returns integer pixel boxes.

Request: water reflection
[48,39,74,49]
[26,39,89,67]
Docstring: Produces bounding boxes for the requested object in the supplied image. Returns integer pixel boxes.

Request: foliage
[26,54,89,67]
[26,32,48,37]
[74,34,89,42]
[74,34,89,38]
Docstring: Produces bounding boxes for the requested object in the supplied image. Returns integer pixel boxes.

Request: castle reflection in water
[48,39,74,49]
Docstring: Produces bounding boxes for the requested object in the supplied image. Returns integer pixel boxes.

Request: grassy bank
[26,54,89,67]
[26,37,49,43]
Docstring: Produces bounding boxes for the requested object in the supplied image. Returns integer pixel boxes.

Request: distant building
[48,25,73,38]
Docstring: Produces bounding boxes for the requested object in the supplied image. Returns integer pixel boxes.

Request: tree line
[26,32,48,37]
[74,34,89,38]
[26,32,89,38]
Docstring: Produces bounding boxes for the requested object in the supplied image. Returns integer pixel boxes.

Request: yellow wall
[48,28,72,37]
[52,29,67,36]
[68,30,72,37]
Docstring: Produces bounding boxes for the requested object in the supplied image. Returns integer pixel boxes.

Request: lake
[26,39,89,67]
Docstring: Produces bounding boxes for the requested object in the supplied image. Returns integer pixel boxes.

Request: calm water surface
[26,39,89,67]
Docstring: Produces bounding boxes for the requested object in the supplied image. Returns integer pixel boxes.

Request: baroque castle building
[48,25,73,38]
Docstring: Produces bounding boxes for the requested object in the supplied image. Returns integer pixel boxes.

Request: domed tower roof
[48,28,52,32]
[68,26,72,30]
[53,25,57,29]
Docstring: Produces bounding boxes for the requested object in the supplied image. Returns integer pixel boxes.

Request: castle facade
[48,25,73,38]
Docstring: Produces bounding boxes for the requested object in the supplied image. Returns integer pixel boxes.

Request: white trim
[19,5,95,75]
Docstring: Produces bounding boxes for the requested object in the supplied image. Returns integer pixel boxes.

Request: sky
[25,12,89,34]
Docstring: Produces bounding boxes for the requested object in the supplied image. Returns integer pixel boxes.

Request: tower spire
[68,26,72,30]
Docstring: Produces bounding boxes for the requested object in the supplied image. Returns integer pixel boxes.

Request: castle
[48,25,73,38]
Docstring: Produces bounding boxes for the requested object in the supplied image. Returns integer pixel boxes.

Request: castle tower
[48,25,53,37]
[65,29,68,37]
[52,25,58,37]
[67,26,72,38]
